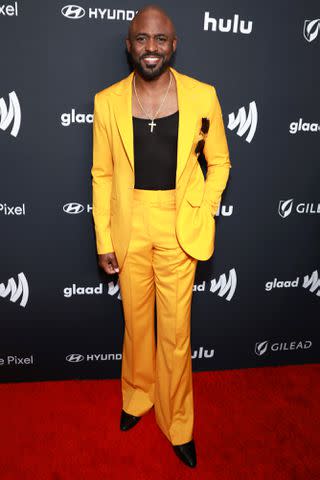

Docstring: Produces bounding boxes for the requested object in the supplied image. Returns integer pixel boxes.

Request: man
[91,4,231,468]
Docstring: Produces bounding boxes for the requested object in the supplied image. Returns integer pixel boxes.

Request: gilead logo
[278,198,293,218]
[278,199,320,218]
[255,340,312,356]
[303,19,320,43]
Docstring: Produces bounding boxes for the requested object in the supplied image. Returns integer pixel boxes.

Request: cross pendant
[148,119,156,132]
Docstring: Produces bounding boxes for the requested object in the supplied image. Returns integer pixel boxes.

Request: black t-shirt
[132,110,179,190]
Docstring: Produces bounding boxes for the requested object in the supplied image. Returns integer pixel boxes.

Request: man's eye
[158,37,166,42]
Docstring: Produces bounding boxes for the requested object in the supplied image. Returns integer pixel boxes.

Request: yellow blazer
[91,66,231,270]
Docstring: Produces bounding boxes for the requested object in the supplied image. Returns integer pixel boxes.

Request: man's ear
[173,36,177,53]
[125,38,131,53]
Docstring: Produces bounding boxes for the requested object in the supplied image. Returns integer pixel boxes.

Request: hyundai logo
[61,5,86,20]
[66,354,84,362]
[63,203,85,214]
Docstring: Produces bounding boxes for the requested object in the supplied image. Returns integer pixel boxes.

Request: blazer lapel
[170,67,198,185]
[113,67,198,184]
[113,71,135,172]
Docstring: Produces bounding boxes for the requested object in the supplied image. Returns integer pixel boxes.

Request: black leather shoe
[172,439,197,468]
[120,409,142,431]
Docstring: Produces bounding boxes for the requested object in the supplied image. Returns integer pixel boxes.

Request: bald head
[128,5,176,40]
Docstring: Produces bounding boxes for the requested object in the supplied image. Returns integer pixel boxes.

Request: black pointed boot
[172,439,197,468]
[120,409,142,431]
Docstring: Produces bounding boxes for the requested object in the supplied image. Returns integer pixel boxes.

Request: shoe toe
[120,409,142,431]
[173,439,197,467]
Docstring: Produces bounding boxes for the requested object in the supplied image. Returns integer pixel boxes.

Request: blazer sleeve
[91,93,114,254]
[202,86,232,217]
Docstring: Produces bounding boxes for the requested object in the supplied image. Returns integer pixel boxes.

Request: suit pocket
[185,188,203,207]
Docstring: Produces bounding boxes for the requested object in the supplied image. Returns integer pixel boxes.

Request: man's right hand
[98,252,119,275]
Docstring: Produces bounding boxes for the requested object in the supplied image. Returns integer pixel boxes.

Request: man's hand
[98,252,119,275]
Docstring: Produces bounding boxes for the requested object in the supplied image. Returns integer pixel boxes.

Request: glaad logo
[61,109,93,126]
[278,199,320,218]
[255,340,312,356]
[63,203,92,214]
[0,354,34,367]
[193,268,237,301]
[0,91,21,137]
[61,5,137,21]
[0,202,26,215]
[302,270,320,297]
[0,1,18,16]
[289,118,320,134]
[63,281,121,300]
[66,352,121,362]
[203,11,252,35]
[210,268,237,301]
[303,19,320,43]
[265,270,320,298]
[0,272,29,307]
[191,346,214,359]
[228,101,257,143]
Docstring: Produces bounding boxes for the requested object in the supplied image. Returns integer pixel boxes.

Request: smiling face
[126,7,177,80]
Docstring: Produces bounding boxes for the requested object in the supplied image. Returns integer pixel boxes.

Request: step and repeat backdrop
[0,1,319,383]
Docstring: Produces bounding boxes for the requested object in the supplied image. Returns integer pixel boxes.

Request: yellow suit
[91,66,231,270]
[91,66,231,445]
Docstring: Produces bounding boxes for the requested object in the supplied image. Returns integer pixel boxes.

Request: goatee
[129,53,171,81]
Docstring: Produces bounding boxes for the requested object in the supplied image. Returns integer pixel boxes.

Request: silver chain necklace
[133,71,173,133]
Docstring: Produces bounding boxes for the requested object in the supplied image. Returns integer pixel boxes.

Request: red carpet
[1,364,319,480]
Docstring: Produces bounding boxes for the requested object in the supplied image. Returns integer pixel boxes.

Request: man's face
[126,11,177,80]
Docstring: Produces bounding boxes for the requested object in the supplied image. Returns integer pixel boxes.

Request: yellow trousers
[118,188,198,445]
